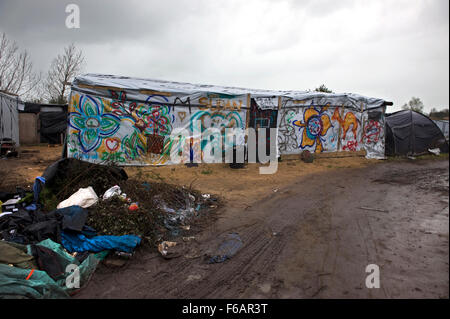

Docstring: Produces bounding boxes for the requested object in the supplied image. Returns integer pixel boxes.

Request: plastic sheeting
[0,239,107,299]
[57,187,99,209]
[385,110,449,156]
[40,111,67,144]
[0,91,21,146]
[433,120,449,140]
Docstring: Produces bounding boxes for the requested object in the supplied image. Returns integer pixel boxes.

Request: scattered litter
[102,185,122,200]
[103,257,127,267]
[142,182,151,191]
[57,186,99,209]
[407,156,416,160]
[184,252,203,259]
[428,148,441,156]
[158,241,178,258]
[1,198,20,213]
[115,251,134,259]
[358,206,389,213]
[128,203,139,211]
[0,157,220,297]
[273,189,279,193]
[209,233,242,264]
[186,274,202,282]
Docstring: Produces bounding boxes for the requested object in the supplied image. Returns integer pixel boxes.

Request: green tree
[401,97,424,113]
[314,84,333,93]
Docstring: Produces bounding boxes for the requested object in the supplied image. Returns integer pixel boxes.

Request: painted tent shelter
[67,74,391,165]
[277,93,388,159]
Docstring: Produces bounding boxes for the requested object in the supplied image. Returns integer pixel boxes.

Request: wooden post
[246,93,251,130]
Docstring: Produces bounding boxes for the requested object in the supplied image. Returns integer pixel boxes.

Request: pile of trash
[0,158,219,298]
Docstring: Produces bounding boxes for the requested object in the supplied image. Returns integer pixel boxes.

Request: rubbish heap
[0,158,219,298]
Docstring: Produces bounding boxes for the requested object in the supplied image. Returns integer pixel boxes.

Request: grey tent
[0,91,22,147]
[433,119,449,140]
[385,110,449,156]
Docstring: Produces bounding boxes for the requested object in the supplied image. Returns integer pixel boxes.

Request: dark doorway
[248,98,278,162]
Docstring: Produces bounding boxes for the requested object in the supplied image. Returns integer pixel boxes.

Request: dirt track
[75,158,449,299]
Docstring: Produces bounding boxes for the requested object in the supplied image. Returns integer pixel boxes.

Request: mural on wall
[68,94,121,153]
[276,99,375,155]
[68,91,176,165]
[67,90,247,165]
[292,105,333,153]
[361,107,386,159]
[277,109,300,154]
[332,107,362,152]
[189,109,245,162]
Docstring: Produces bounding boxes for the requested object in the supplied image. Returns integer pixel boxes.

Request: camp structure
[433,119,449,141]
[0,90,22,155]
[66,74,392,166]
[19,102,68,145]
[385,110,449,156]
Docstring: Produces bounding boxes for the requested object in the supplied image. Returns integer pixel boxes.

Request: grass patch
[201,168,213,175]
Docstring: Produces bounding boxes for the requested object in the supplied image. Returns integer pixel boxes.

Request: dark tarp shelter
[385,110,449,156]
[21,103,68,144]
[39,112,68,144]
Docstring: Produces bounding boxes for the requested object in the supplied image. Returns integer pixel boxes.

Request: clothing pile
[0,159,141,299]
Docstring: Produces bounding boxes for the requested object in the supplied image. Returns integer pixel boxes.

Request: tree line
[0,32,84,104]
[315,84,448,120]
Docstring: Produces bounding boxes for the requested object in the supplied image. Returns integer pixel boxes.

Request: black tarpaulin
[40,112,67,144]
[385,110,449,156]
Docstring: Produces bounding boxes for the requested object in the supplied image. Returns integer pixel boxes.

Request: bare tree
[0,32,40,97]
[44,43,85,104]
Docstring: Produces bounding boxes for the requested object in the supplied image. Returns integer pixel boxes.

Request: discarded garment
[0,241,36,269]
[61,231,141,253]
[0,206,89,245]
[32,176,46,204]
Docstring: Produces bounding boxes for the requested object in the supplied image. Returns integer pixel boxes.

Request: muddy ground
[1,146,448,298]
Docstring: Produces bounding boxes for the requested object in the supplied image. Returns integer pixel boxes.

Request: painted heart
[106,138,120,152]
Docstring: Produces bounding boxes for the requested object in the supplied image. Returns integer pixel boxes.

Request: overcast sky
[0,0,448,112]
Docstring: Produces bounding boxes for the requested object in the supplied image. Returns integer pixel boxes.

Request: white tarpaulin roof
[72,74,389,110]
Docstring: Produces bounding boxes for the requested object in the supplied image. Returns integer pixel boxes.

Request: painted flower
[69,95,121,152]
[292,106,332,153]
[129,95,174,136]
